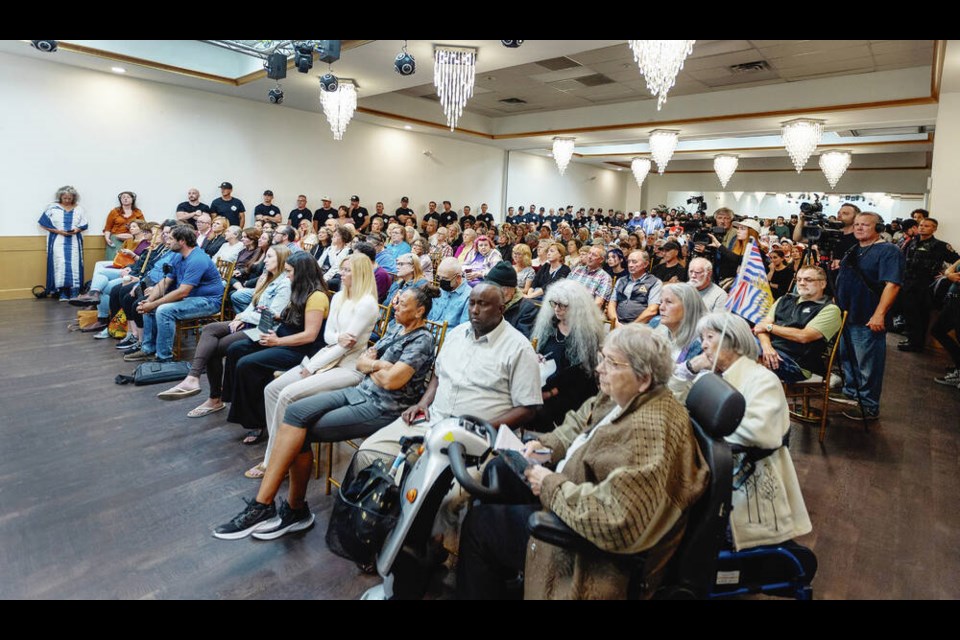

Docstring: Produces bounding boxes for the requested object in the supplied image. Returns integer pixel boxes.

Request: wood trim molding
[355,107,494,139]
[932,39,947,101]
[580,135,935,158]
[606,165,931,174]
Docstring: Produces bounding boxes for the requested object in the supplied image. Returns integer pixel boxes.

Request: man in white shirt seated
[358,282,542,462]
[687,257,728,312]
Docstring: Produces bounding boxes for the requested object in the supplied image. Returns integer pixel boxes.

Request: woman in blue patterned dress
[38,186,89,300]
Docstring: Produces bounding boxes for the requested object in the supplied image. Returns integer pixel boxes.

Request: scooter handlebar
[447,441,500,499]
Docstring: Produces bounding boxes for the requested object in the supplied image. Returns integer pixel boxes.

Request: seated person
[456,324,709,600]
[212,225,245,265]
[608,249,661,326]
[651,240,687,283]
[567,244,614,310]
[380,253,428,334]
[122,225,224,364]
[529,279,604,432]
[462,235,502,286]
[358,282,541,463]
[246,253,381,479]
[697,312,813,550]
[687,257,728,313]
[752,265,842,383]
[317,226,352,290]
[212,285,439,539]
[411,237,434,281]
[648,283,708,402]
[525,242,569,300]
[353,241,392,304]
[156,245,291,401]
[429,257,471,329]
[483,261,538,339]
[73,219,152,309]
[368,232,397,274]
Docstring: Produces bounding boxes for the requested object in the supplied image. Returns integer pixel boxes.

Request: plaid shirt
[569,265,613,302]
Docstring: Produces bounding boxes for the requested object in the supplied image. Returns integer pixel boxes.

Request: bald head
[468,282,505,337]
[437,257,463,281]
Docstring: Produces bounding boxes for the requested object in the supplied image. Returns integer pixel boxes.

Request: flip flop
[158,386,202,400]
[244,462,266,479]
[241,429,266,445]
[187,403,226,418]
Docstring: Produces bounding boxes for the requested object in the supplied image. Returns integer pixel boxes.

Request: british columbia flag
[723,239,773,325]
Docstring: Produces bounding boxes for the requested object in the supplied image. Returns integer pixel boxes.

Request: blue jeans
[142,296,221,361]
[98,278,124,318]
[91,260,124,292]
[839,324,886,414]
[231,288,253,314]
[771,351,808,384]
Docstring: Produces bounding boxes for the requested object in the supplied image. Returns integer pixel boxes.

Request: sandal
[158,385,202,400]
[187,403,226,418]
[244,462,266,479]
[241,429,266,445]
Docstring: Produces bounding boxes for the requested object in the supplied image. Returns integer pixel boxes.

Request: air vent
[836,125,934,137]
[577,73,615,87]
[499,97,528,104]
[729,61,770,74]
[536,56,582,71]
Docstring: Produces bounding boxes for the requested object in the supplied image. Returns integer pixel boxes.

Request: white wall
[0,51,506,236]
[505,152,628,214]
[930,91,960,244]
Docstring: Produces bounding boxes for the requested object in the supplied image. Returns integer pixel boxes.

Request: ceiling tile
[688,40,754,58]
[758,40,870,59]
[699,71,782,88]
[683,49,773,72]
[869,40,935,55]
[768,46,873,69]
[872,51,936,67]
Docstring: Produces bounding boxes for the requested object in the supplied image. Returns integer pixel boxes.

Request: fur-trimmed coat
[524,387,709,600]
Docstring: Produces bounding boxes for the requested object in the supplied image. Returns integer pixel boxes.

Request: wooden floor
[1,298,959,599]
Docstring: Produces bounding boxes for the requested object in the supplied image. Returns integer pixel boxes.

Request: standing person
[476,202,495,226]
[313,195,337,230]
[834,212,905,421]
[175,188,210,229]
[102,191,145,262]
[897,217,959,352]
[932,258,960,388]
[210,182,246,228]
[395,196,416,227]
[39,185,88,301]
[439,200,458,228]
[348,195,370,232]
[287,195,312,230]
[254,190,282,225]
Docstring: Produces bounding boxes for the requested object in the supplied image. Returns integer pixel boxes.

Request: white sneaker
[829,373,842,389]
[93,328,110,339]
[934,369,960,386]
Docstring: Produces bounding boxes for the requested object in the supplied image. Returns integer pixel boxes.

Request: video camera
[686,195,708,214]
[798,195,843,254]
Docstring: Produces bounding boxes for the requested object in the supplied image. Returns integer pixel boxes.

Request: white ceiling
[0,39,943,171]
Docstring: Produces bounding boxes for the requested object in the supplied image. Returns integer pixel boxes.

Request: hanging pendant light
[552,137,575,175]
[649,129,679,174]
[819,150,852,188]
[781,118,825,173]
[713,154,739,188]
[630,157,652,188]
[433,46,477,131]
[627,40,695,110]
[319,78,357,141]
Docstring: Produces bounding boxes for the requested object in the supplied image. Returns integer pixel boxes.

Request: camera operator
[794,202,859,270]
[897,217,959,352]
[834,212,905,421]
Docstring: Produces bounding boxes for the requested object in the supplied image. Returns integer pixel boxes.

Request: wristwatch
[766,323,774,333]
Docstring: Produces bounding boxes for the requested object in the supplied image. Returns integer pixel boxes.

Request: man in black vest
[608,249,661,326]
[897,217,959,352]
[753,264,843,383]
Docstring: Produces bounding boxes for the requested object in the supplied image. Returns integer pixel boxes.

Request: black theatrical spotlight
[268,83,284,105]
[265,52,287,80]
[394,40,415,76]
[294,43,314,73]
[319,73,339,92]
[500,40,523,48]
[31,40,58,52]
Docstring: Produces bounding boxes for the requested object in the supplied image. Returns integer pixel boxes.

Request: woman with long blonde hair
[245,252,381,478]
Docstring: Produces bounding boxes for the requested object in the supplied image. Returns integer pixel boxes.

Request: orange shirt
[103,207,145,235]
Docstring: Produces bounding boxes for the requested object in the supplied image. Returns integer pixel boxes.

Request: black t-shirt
[314,207,338,225]
[209,197,246,227]
[832,231,857,262]
[439,211,458,227]
[423,211,441,227]
[459,214,476,228]
[350,206,369,229]
[395,207,416,225]
[288,208,313,228]
[652,262,687,283]
[175,201,210,228]
[476,212,495,226]
[254,203,281,222]
[770,265,796,300]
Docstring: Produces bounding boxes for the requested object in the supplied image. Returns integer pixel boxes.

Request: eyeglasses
[548,300,568,310]
[795,277,825,283]
[596,351,631,369]
[397,260,414,266]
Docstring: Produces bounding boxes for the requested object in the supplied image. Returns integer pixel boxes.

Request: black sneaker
[842,409,880,422]
[213,498,279,540]
[251,499,315,540]
[115,335,137,349]
[934,369,960,387]
[120,341,143,354]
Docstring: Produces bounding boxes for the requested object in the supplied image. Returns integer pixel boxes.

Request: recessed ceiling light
[404,125,412,130]
[111,67,126,74]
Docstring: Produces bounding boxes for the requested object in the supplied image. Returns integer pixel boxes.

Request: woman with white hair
[212,225,245,265]
[648,282,708,402]
[529,279,605,431]
[695,311,812,551]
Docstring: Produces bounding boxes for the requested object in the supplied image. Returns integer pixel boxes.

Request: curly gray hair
[532,278,605,374]
[55,185,80,204]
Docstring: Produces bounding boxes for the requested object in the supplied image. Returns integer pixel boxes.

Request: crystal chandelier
[433,46,477,131]
[627,40,695,110]
[630,157,652,188]
[319,79,357,141]
[819,150,852,188]
[781,118,824,173]
[714,154,739,188]
[649,129,679,174]
[552,137,575,175]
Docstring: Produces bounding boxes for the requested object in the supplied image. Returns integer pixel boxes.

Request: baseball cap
[263,189,273,196]
[219,182,233,190]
